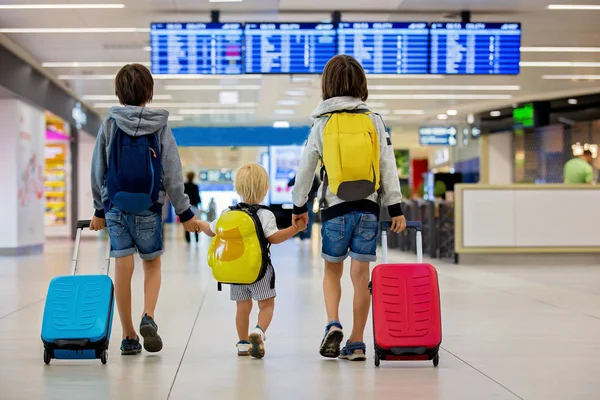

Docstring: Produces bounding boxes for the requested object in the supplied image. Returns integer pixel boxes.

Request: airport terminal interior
[1,1,600,399]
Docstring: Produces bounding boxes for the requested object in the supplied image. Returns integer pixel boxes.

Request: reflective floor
[1,227,600,400]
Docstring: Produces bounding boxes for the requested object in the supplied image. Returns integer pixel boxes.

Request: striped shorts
[230,264,276,302]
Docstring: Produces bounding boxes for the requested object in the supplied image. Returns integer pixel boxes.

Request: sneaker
[248,326,266,359]
[339,340,367,361]
[139,314,163,353]
[319,321,344,358]
[237,340,251,356]
[120,336,142,356]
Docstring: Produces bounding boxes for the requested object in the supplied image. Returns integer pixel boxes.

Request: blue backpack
[106,127,161,214]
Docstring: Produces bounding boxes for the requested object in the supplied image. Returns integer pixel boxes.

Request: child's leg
[348,259,371,343]
[257,297,275,332]
[114,255,137,339]
[142,256,161,318]
[323,261,344,322]
[236,299,253,341]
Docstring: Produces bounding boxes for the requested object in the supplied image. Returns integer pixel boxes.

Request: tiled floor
[1,228,600,400]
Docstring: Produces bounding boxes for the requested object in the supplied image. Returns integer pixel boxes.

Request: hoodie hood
[109,106,169,136]
[311,96,368,119]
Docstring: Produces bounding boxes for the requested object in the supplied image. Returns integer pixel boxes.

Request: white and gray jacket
[292,97,403,220]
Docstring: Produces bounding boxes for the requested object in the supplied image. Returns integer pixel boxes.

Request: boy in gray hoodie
[90,64,199,356]
[292,55,406,361]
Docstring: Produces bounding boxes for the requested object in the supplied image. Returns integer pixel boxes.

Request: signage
[419,126,457,146]
[513,103,535,128]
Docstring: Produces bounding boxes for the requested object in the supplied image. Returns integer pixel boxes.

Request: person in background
[564,150,594,184]
[288,174,320,240]
[90,63,199,356]
[292,55,406,362]
[184,171,202,243]
[206,198,217,222]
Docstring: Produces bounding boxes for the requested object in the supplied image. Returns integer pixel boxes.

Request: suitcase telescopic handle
[380,220,422,231]
[72,220,111,276]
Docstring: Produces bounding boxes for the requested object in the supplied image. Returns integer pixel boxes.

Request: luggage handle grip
[381,220,422,231]
[54,338,90,347]
[77,220,91,229]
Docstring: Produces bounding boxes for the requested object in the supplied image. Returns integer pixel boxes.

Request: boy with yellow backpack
[292,55,406,361]
[197,163,305,358]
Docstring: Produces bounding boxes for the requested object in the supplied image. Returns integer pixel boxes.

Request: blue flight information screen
[244,23,336,74]
[429,22,521,75]
[150,23,243,74]
[338,22,429,74]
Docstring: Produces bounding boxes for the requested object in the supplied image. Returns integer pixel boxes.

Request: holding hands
[292,213,308,231]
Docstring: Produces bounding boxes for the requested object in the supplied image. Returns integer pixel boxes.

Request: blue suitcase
[41,220,114,365]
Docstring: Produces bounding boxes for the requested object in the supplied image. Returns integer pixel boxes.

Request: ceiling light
[382,116,406,121]
[273,121,290,128]
[367,74,443,79]
[274,109,296,115]
[547,4,600,10]
[542,75,600,80]
[446,110,458,116]
[520,61,600,67]
[93,102,257,109]
[164,85,261,91]
[392,110,425,115]
[143,46,152,52]
[369,85,520,91]
[0,27,149,33]
[521,46,600,53]
[290,77,315,84]
[285,90,306,97]
[58,74,114,80]
[370,94,513,100]
[490,111,502,117]
[276,100,301,106]
[62,74,262,81]
[178,109,254,115]
[568,98,578,105]
[209,0,243,2]
[43,62,149,68]
[367,102,387,108]
[219,91,239,105]
[168,116,185,121]
[437,114,448,120]
[0,4,125,9]
[85,94,173,101]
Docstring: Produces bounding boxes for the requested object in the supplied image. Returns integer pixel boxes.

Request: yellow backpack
[320,110,380,207]
[207,204,271,288]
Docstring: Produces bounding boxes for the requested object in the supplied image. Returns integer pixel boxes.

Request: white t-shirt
[209,208,278,239]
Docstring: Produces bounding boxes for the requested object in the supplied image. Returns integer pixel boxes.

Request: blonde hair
[234,163,270,204]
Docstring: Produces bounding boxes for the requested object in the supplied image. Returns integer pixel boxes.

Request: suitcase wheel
[43,349,51,365]
[374,353,380,367]
[433,352,439,367]
[100,349,108,365]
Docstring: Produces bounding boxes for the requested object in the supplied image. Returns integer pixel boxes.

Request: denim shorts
[105,208,163,260]
[321,212,379,263]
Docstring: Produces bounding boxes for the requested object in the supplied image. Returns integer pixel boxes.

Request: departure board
[429,22,521,75]
[150,23,243,75]
[338,22,429,74]
[244,23,336,74]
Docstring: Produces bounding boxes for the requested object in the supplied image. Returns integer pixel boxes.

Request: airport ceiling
[1,0,599,129]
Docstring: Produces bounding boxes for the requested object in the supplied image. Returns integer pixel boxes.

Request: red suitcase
[371,221,442,367]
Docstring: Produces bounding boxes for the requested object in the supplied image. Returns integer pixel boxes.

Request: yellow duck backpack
[320,109,381,208]
[207,203,272,290]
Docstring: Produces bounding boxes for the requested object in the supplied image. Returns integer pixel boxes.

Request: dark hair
[115,63,154,106]
[186,171,195,182]
[584,150,593,157]
[322,55,368,101]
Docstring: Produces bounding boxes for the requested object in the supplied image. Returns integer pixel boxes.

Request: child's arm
[267,219,307,245]
[90,124,107,231]
[197,220,215,237]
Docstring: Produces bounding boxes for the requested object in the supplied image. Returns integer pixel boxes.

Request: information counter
[455,184,600,253]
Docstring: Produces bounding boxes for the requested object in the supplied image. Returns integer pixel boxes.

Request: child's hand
[295,219,307,232]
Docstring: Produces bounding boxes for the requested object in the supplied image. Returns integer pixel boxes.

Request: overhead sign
[419,126,457,146]
[513,103,535,128]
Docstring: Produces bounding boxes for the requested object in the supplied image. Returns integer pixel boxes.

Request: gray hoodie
[292,97,403,219]
[91,106,194,222]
